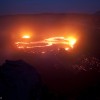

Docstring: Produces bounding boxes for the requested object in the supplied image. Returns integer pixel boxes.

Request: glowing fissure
[15,36,77,51]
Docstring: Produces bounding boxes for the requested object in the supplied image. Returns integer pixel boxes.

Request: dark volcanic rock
[0,60,42,100]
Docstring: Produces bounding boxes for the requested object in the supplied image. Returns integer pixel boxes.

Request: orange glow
[45,36,77,48]
[65,48,69,51]
[18,46,24,49]
[15,36,77,52]
[67,37,77,48]
[22,35,31,39]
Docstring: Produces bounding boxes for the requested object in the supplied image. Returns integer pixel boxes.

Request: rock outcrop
[0,60,42,100]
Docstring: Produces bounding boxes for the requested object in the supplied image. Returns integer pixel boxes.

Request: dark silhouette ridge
[0,60,42,100]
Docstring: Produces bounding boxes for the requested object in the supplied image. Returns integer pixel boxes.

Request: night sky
[0,0,100,15]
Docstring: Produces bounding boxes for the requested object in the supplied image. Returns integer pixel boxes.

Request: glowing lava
[44,36,77,49]
[15,36,77,52]
[67,37,77,48]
